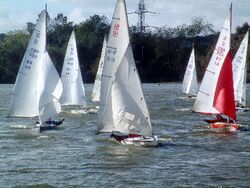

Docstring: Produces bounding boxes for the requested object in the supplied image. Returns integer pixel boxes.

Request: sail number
[105,47,117,63]
[33,32,40,45]
[215,36,227,66]
[25,48,39,70]
[112,23,120,37]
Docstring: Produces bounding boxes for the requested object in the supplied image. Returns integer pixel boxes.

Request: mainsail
[8,10,47,117]
[233,31,249,107]
[193,4,236,120]
[182,47,198,96]
[97,0,153,137]
[92,35,107,102]
[60,30,86,106]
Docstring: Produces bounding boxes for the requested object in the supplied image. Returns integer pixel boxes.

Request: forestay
[182,47,198,96]
[60,31,86,106]
[8,10,47,117]
[233,31,249,107]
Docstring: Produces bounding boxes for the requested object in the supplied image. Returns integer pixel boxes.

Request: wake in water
[62,105,98,115]
[70,108,98,114]
[175,108,192,112]
[10,124,32,129]
[177,96,196,100]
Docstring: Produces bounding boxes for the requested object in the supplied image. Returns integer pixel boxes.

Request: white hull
[236,107,249,112]
[112,134,159,147]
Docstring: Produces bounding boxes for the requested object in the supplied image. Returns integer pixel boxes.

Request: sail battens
[18,71,26,75]
[112,17,120,20]
[222,26,229,31]
[106,46,117,50]
[206,70,215,74]
[102,74,112,79]
[198,90,209,96]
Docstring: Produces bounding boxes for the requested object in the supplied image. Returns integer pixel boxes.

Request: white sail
[193,5,231,114]
[8,10,47,117]
[98,0,153,136]
[98,0,130,132]
[182,47,198,96]
[60,30,87,106]
[92,35,107,102]
[37,52,63,124]
[111,44,153,136]
[233,31,249,107]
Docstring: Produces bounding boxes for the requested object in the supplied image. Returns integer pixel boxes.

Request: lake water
[0,83,249,187]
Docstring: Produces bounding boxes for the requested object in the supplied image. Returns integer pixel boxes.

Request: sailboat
[8,7,63,132]
[60,30,88,113]
[97,0,158,146]
[193,4,239,131]
[92,35,107,103]
[182,46,198,98]
[233,31,249,112]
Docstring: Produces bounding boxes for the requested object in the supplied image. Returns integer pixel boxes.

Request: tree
[74,15,109,82]
[235,22,249,36]
[25,22,35,35]
[0,31,29,82]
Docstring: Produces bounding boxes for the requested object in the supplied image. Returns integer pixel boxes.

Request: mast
[230,3,232,34]
[45,3,47,52]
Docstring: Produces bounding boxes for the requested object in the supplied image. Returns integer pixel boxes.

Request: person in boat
[45,118,65,126]
[110,132,145,141]
[204,115,250,131]
[235,101,245,108]
[204,115,234,124]
[237,126,250,131]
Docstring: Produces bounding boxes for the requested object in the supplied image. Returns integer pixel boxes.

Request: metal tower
[136,0,156,35]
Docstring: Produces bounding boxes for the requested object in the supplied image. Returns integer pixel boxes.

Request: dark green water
[0,83,249,187]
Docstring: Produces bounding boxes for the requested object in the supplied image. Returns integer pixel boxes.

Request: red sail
[213,50,236,120]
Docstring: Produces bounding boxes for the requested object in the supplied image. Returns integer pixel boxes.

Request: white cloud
[68,8,86,24]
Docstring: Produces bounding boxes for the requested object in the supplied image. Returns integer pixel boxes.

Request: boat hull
[111,133,159,147]
[236,107,249,112]
[39,124,61,132]
[209,122,239,132]
[37,119,64,132]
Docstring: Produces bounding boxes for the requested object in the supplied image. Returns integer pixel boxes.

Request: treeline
[0,13,249,83]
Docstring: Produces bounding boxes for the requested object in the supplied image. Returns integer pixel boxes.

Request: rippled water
[0,83,249,187]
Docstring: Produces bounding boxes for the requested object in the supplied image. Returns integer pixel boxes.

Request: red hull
[209,122,239,130]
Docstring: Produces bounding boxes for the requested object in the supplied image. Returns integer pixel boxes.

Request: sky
[0,0,249,33]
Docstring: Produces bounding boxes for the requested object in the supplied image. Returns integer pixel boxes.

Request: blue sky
[0,0,249,33]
